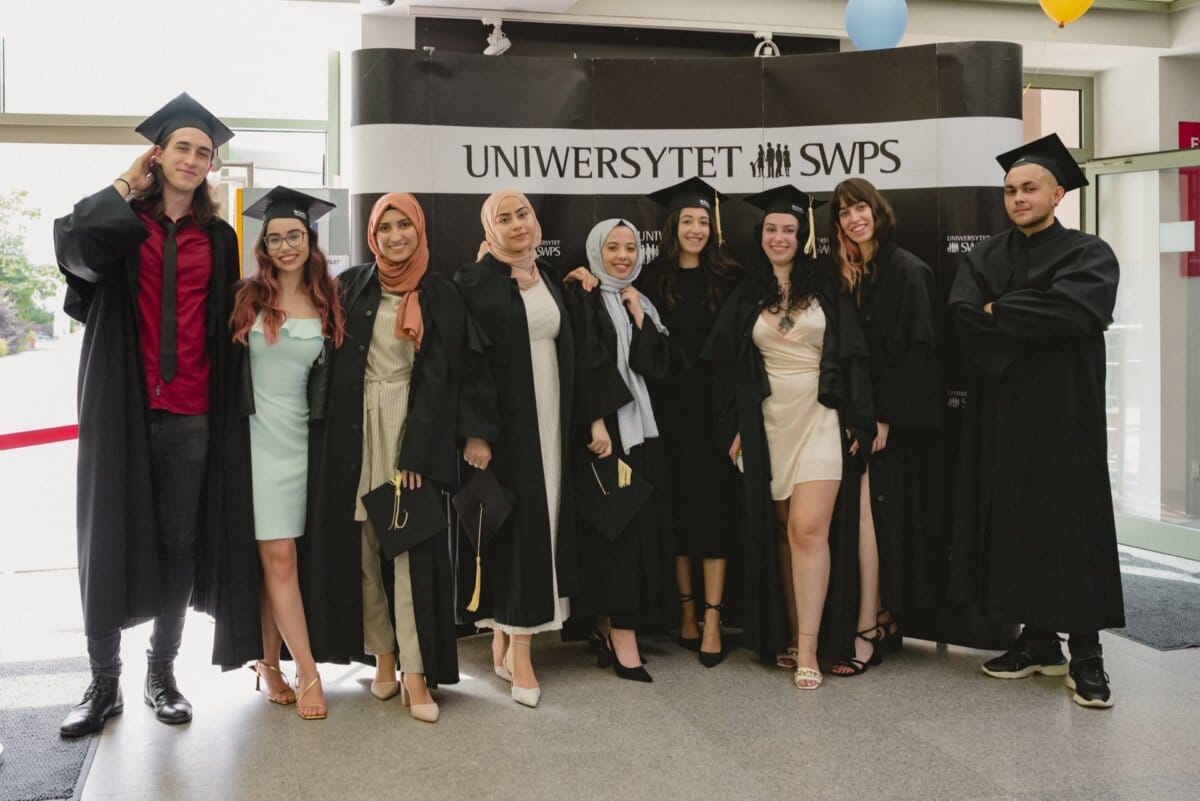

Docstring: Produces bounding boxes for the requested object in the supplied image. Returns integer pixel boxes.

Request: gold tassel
[466,506,483,612]
[715,193,725,248]
[617,458,632,489]
[803,198,817,258]
[389,473,405,530]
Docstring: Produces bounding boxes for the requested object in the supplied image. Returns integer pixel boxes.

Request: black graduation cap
[452,470,516,613]
[996,133,1088,192]
[360,477,447,561]
[744,184,828,258]
[646,176,727,246]
[243,187,336,229]
[575,455,654,543]
[134,92,234,149]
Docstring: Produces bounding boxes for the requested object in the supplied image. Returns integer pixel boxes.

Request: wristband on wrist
[114,178,132,196]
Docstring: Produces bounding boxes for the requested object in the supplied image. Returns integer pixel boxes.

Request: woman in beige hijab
[454,190,578,709]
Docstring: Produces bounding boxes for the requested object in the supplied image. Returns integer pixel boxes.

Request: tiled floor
[1,559,1194,801]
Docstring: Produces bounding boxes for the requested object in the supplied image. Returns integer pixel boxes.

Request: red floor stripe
[0,425,79,450]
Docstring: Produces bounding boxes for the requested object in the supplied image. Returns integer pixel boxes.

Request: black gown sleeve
[563,284,634,426]
[990,239,1118,340]
[457,315,501,443]
[876,262,940,429]
[948,254,1026,379]
[628,314,687,383]
[700,284,748,450]
[835,292,876,448]
[53,186,149,321]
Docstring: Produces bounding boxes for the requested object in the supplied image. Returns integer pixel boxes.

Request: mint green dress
[249,313,325,541]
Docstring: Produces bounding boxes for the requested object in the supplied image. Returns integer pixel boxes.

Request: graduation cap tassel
[466,507,483,613]
[803,200,817,259]
[715,193,725,248]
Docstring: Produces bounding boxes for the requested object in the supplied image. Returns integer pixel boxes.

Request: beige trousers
[361,520,424,673]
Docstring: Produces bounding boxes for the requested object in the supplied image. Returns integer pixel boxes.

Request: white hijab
[585,219,666,453]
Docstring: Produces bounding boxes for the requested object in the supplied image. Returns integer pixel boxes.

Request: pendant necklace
[773,280,794,334]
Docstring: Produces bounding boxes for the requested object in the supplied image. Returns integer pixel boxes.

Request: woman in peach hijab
[454,190,578,709]
[304,192,497,723]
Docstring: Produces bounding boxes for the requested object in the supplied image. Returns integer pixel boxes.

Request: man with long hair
[54,93,240,736]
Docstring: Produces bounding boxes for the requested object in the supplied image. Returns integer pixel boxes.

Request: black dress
[701,267,874,661]
[301,264,498,686]
[453,255,579,629]
[857,243,945,615]
[947,221,1124,634]
[563,283,684,630]
[638,260,742,559]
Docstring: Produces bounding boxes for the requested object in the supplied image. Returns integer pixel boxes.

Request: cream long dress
[476,278,571,634]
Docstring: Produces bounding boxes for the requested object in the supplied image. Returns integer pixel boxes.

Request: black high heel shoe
[587,628,613,668]
[877,609,903,654]
[608,635,652,683]
[698,602,725,668]
[831,625,884,677]
[675,594,701,653]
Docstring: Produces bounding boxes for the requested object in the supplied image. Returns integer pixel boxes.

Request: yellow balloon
[1039,0,1094,27]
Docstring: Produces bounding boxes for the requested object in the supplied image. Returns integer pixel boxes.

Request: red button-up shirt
[136,209,213,414]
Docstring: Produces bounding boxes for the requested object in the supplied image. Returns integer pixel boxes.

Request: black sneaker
[981,631,1068,679]
[1066,655,1114,709]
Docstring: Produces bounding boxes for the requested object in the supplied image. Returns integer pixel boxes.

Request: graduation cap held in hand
[452,470,516,613]
[576,455,654,543]
[360,474,446,560]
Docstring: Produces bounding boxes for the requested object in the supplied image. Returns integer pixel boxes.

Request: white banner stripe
[348,118,1022,196]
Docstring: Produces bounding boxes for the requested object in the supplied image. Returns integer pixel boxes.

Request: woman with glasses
[303,192,497,724]
[225,187,345,720]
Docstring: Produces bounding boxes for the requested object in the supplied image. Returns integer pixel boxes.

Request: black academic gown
[701,265,874,661]
[453,255,578,628]
[858,243,945,615]
[53,186,241,641]
[303,264,498,686]
[563,283,685,630]
[947,220,1124,633]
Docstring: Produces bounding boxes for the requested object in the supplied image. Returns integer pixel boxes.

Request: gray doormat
[0,657,99,801]
[1107,552,1200,651]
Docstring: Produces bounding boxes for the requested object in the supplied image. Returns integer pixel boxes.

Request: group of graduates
[54,93,1126,738]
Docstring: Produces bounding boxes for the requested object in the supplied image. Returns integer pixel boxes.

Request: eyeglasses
[265,230,307,251]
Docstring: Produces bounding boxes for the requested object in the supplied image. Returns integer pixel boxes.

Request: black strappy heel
[699,602,725,668]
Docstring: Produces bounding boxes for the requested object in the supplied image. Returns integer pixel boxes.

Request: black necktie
[160,220,179,383]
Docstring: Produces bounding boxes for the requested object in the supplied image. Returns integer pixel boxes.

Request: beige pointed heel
[509,636,540,708]
[399,673,439,723]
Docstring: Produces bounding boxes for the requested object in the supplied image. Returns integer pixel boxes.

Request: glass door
[1084,148,1200,560]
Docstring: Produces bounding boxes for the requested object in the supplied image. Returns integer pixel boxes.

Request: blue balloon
[845,0,909,51]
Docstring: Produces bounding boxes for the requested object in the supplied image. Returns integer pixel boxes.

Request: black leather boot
[60,676,124,738]
[144,662,193,724]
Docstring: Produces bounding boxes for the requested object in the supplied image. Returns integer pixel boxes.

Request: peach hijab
[367,192,427,349]
[477,190,543,290]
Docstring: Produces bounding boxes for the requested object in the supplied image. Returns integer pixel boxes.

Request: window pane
[1,0,357,118]
[1022,87,1082,149]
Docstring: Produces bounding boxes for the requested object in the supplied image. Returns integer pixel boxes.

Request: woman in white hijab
[563,218,683,682]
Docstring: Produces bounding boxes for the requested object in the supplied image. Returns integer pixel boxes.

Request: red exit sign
[1183,121,1200,150]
